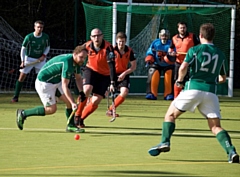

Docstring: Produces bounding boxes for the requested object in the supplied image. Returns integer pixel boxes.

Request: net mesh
[0,16,73,93]
[82,2,231,76]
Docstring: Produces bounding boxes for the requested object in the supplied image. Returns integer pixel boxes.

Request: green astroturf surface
[0,92,239,177]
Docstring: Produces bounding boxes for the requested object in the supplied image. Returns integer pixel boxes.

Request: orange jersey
[85,40,113,76]
[170,32,199,63]
[114,45,136,74]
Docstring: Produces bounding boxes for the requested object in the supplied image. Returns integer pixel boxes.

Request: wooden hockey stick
[6,60,41,74]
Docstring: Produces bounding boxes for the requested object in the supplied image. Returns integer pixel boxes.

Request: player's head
[116,32,127,50]
[159,29,170,44]
[177,21,187,36]
[90,28,103,48]
[34,20,44,35]
[199,23,215,42]
[73,45,88,66]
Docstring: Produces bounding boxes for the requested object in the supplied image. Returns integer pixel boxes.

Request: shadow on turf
[24,126,240,140]
[0,170,203,177]
[169,159,226,163]
[119,114,240,122]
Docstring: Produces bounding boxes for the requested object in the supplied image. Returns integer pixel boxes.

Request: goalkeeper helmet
[159,29,170,44]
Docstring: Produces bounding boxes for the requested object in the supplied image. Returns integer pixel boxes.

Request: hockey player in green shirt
[16,45,88,133]
[12,20,50,102]
[148,23,239,163]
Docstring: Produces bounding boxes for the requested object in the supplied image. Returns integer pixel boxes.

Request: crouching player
[16,45,88,133]
[145,29,175,100]
[106,32,137,117]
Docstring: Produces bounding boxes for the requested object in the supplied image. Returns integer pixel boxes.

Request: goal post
[82,2,236,97]
[112,2,236,97]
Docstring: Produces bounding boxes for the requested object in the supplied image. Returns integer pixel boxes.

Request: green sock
[14,81,23,97]
[66,108,75,126]
[161,122,176,143]
[216,130,235,154]
[23,106,45,117]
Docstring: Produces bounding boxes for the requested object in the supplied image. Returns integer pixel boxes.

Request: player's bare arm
[62,77,77,110]
[177,61,189,87]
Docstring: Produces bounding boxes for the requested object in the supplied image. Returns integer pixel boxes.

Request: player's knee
[44,105,57,115]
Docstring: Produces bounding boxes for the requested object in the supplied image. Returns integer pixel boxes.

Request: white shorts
[174,90,221,119]
[35,79,64,107]
[20,56,46,74]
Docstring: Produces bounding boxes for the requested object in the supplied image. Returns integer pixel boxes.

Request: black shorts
[115,73,130,91]
[83,67,110,97]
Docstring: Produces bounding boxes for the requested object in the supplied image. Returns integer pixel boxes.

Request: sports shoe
[106,110,119,117]
[16,109,26,130]
[11,96,19,102]
[164,94,174,100]
[74,116,81,127]
[148,142,170,156]
[146,93,157,100]
[79,119,85,128]
[228,150,239,163]
[66,125,85,133]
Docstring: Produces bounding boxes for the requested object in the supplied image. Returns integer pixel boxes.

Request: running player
[74,28,116,127]
[16,45,87,133]
[106,32,136,117]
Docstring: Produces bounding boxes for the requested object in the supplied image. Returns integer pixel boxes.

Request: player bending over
[16,45,87,133]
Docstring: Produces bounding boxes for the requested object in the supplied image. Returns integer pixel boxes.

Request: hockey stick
[106,87,110,110]
[152,48,187,55]
[109,90,116,122]
[6,60,41,74]
[177,52,187,55]
[67,107,78,125]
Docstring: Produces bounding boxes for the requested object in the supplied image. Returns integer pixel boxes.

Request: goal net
[82,2,236,96]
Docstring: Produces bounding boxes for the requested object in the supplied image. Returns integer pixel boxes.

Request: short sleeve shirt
[184,44,227,94]
[37,54,81,84]
[22,32,50,58]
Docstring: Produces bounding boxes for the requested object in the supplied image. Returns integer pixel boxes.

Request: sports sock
[174,84,182,98]
[216,130,236,154]
[81,102,98,119]
[161,122,175,143]
[75,99,87,116]
[109,95,125,110]
[14,80,23,97]
[23,106,45,117]
[66,108,75,126]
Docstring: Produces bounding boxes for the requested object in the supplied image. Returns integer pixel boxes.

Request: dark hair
[200,23,215,41]
[34,20,45,26]
[177,21,187,28]
[116,32,127,39]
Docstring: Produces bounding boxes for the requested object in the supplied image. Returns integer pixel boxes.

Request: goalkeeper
[16,45,88,133]
[145,29,175,100]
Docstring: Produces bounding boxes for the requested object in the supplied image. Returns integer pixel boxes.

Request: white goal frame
[112,2,236,97]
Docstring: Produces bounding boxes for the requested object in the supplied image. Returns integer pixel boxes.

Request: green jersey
[184,43,227,94]
[37,54,81,84]
[22,32,50,58]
